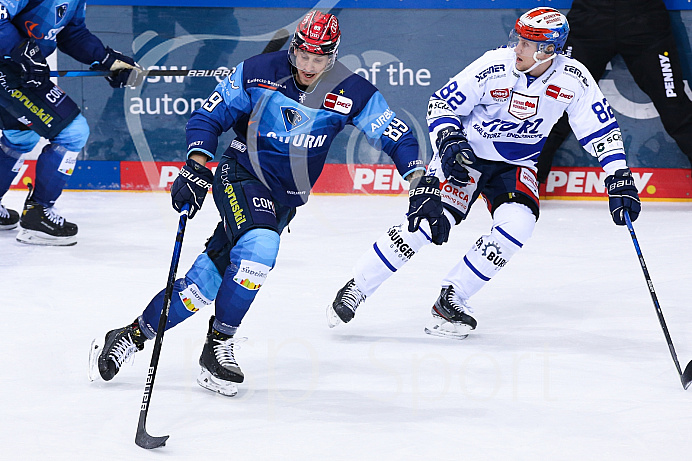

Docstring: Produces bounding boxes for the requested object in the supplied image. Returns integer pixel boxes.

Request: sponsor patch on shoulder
[324,93,353,114]
[545,84,574,103]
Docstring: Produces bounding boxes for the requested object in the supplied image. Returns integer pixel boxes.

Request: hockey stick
[624,210,692,389]
[135,204,189,449]
[50,28,290,78]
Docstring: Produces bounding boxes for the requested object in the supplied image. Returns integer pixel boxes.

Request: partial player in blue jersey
[0,0,141,245]
[90,11,446,397]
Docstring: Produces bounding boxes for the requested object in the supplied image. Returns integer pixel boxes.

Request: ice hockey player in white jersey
[327,7,642,339]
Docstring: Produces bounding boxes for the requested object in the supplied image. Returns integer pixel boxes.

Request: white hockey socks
[353,210,454,296]
[443,202,536,300]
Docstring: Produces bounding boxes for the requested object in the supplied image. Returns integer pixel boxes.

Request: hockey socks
[139,252,222,338]
[32,144,79,206]
[353,213,452,297]
[443,202,535,300]
[213,228,279,330]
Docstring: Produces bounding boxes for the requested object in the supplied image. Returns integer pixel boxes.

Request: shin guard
[139,253,223,338]
[353,211,452,296]
[214,228,280,333]
[443,202,536,300]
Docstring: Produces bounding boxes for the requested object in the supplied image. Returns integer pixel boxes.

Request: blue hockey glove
[407,176,451,245]
[9,39,50,89]
[605,168,641,225]
[436,128,477,187]
[171,158,214,219]
[90,47,143,88]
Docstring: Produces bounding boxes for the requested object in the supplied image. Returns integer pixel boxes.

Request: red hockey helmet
[289,11,341,71]
[509,7,569,55]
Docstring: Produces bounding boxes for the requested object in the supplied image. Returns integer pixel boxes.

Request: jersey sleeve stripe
[577,121,620,146]
[428,117,461,133]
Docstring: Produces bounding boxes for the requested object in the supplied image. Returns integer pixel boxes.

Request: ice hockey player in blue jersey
[0,0,140,245]
[327,7,642,339]
[90,11,440,397]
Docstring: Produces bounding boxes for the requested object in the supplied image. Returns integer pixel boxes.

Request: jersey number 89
[383,117,409,142]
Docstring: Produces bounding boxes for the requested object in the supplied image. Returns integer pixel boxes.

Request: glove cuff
[409,175,440,189]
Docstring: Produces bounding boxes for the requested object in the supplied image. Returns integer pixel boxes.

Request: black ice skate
[0,203,19,230]
[197,315,245,397]
[89,319,147,382]
[17,185,78,246]
[327,278,366,328]
[424,285,477,340]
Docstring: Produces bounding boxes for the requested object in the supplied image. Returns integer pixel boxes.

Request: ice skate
[197,316,245,397]
[0,202,19,230]
[327,278,366,328]
[424,286,477,340]
[90,319,147,381]
[17,185,78,246]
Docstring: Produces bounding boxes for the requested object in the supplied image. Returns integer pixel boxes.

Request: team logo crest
[508,92,539,120]
[56,3,68,22]
[281,106,310,132]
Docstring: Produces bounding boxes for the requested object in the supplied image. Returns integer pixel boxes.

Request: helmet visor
[508,29,556,56]
[288,45,336,73]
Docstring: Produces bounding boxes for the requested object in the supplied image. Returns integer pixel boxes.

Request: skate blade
[197,368,239,397]
[88,339,102,382]
[326,303,342,328]
[0,223,19,230]
[424,319,472,340]
[16,228,77,246]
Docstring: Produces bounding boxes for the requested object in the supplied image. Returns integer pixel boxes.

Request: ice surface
[2,190,692,460]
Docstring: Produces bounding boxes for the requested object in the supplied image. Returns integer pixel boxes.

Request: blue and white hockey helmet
[508,7,570,55]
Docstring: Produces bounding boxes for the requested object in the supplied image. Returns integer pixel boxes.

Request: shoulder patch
[323,92,353,114]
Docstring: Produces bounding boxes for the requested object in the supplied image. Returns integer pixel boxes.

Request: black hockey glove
[407,176,451,245]
[605,168,641,225]
[436,128,477,187]
[90,47,143,88]
[9,39,50,89]
[171,158,214,219]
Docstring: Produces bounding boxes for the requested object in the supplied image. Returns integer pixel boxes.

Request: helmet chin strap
[518,51,557,74]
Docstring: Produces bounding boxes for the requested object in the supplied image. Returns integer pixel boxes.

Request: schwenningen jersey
[0,0,107,62]
[426,47,628,178]
[186,51,423,207]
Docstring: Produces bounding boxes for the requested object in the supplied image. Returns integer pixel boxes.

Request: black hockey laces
[108,334,140,369]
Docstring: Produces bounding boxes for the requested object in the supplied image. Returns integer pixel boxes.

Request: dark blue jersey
[186,51,423,207]
[0,0,107,64]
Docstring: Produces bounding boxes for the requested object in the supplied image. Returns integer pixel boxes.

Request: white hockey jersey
[426,47,628,177]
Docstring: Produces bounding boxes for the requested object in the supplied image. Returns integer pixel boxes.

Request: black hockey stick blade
[135,413,169,449]
[682,360,692,390]
[262,28,290,54]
